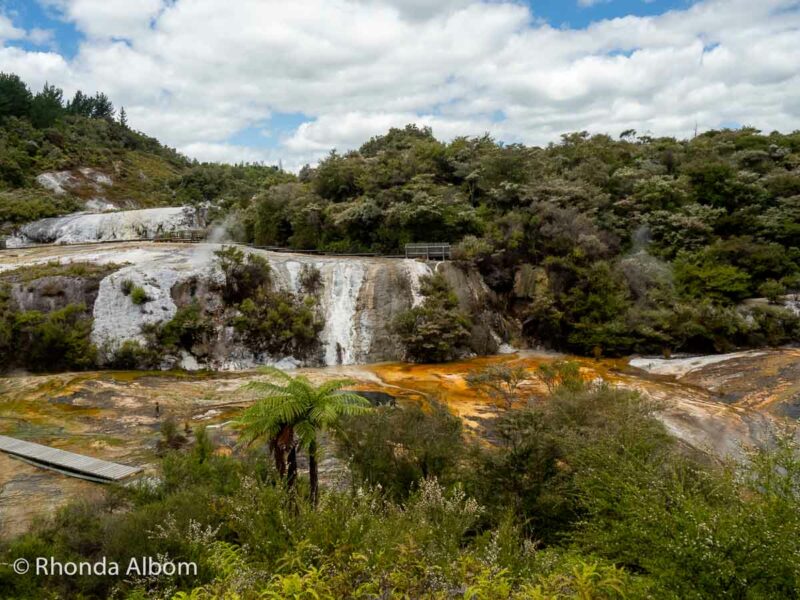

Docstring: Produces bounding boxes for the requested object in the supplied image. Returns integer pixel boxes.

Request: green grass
[0,261,124,284]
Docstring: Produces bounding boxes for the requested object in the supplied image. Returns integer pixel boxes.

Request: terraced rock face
[6,206,206,247]
[632,349,800,419]
[0,241,500,367]
[2,234,797,538]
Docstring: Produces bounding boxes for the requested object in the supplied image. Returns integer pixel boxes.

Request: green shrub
[158,416,187,452]
[570,434,800,598]
[298,263,322,295]
[120,278,134,295]
[12,303,97,372]
[393,273,471,362]
[233,289,323,358]
[739,304,800,347]
[452,235,493,262]
[758,278,786,303]
[0,189,79,226]
[214,245,271,305]
[107,339,156,369]
[211,246,326,359]
[674,252,752,303]
[0,261,121,284]
[150,302,215,355]
[129,285,149,305]
[336,400,465,500]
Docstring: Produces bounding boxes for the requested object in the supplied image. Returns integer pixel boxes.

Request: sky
[0,0,798,171]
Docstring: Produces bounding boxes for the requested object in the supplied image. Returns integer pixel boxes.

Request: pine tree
[30,83,64,128]
[119,106,128,128]
[0,72,32,121]
[91,92,114,119]
[67,90,93,116]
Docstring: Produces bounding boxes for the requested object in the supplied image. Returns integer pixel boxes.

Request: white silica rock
[93,266,184,351]
[35,171,75,195]
[404,259,434,307]
[1,241,484,369]
[629,350,767,378]
[91,243,222,358]
[269,254,435,366]
[269,256,369,365]
[7,206,204,247]
[84,198,118,212]
[78,167,113,187]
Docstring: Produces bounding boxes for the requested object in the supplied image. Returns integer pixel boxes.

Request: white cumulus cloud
[1,0,798,168]
[0,14,26,41]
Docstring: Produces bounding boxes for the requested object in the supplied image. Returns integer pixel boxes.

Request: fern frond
[317,378,356,396]
[294,420,317,448]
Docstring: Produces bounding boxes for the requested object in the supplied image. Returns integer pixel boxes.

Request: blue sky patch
[1,0,81,57]
[526,0,697,29]
[230,113,311,150]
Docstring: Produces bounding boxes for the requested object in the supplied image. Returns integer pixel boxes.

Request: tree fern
[236,367,371,505]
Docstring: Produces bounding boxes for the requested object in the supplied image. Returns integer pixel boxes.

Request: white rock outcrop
[7,206,205,247]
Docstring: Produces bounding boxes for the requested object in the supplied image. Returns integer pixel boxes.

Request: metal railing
[152,229,207,243]
[404,243,451,260]
[0,235,452,261]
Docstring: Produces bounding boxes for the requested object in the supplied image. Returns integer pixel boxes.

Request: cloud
[27,27,56,47]
[181,141,277,164]
[41,0,165,39]
[2,0,799,169]
[0,14,26,41]
[0,45,70,90]
[353,0,475,20]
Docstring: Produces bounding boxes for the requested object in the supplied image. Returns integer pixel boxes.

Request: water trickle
[404,259,433,307]
[321,261,367,365]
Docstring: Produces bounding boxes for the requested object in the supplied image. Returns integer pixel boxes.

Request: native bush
[393,273,471,362]
[129,285,149,305]
[10,303,97,372]
[336,400,466,500]
[5,374,800,599]
[214,245,272,305]
[759,278,786,303]
[233,290,323,358]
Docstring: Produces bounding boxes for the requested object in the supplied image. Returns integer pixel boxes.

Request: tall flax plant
[237,367,370,506]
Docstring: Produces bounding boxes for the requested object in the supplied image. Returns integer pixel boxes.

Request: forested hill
[0,73,289,227]
[2,71,799,357]
[243,125,800,357]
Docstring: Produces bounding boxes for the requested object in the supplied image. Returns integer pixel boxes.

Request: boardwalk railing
[404,243,451,260]
[152,229,207,243]
[0,235,452,261]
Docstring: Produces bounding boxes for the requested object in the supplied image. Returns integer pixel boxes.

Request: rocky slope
[0,239,503,368]
[6,205,207,247]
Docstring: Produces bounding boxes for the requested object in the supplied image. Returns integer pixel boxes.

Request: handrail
[404,242,451,260]
[0,237,446,260]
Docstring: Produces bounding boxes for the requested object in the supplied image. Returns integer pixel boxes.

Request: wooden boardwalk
[0,435,142,483]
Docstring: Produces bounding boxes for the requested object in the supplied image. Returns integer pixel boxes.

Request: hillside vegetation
[2,71,799,359]
[238,125,800,357]
[3,374,800,599]
[0,73,289,228]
